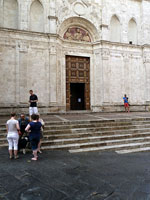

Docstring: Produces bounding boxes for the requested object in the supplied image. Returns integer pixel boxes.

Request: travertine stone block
[0,0,150,113]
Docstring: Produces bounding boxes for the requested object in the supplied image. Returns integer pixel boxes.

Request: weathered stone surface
[0,0,150,113]
[1,148,150,199]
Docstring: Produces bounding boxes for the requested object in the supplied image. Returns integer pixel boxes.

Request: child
[123,94,130,113]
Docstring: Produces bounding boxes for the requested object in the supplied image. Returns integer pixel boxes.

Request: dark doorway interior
[70,83,85,110]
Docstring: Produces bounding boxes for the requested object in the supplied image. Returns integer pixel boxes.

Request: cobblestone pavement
[0,147,150,200]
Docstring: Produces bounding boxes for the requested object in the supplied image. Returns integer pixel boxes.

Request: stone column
[101,1,109,41]
[141,1,150,45]
[101,48,110,104]
[92,48,103,112]
[100,24,108,41]
[19,1,28,30]
[49,41,57,106]
[143,51,150,104]
[18,42,28,104]
[122,53,130,96]
[0,0,3,27]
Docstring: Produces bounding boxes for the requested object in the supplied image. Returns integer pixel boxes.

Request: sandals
[14,155,19,159]
[31,157,37,161]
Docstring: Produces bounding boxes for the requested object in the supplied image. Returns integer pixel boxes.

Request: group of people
[6,89,130,160]
[6,90,44,161]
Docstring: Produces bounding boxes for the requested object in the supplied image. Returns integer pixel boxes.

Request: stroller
[18,116,31,154]
[18,132,31,154]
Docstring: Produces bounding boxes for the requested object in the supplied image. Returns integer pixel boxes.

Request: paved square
[0,147,150,200]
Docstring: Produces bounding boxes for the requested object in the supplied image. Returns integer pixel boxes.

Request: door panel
[66,56,90,110]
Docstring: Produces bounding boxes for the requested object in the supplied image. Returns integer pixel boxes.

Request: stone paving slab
[1,147,150,199]
[1,112,150,124]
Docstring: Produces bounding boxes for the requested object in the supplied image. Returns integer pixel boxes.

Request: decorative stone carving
[50,45,56,54]
[122,53,129,62]
[63,27,91,42]
[18,42,28,53]
[143,53,150,63]
[73,2,86,16]
[101,49,110,60]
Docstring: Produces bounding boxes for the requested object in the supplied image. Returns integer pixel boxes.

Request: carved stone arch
[29,0,45,10]
[29,0,44,32]
[4,0,18,29]
[129,17,137,24]
[128,18,138,44]
[110,14,121,25]
[58,17,99,43]
[110,14,121,42]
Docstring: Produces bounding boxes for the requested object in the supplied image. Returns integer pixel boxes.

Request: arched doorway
[58,17,99,111]
[66,55,90,110]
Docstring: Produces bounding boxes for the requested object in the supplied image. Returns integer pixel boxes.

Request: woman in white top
[6,112,20,159]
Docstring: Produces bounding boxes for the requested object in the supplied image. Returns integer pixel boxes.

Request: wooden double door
[66,56,90,110]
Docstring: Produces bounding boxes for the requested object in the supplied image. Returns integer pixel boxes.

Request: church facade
[0,0,150,113]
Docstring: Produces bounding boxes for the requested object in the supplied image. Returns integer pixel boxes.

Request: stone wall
[0,0,150,113]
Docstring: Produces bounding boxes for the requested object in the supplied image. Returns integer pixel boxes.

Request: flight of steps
[1,117,150,154]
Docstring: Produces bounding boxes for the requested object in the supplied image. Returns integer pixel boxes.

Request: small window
[128,19,137,45]
[30,0,44,32]
[4,0,18,29]
[110,15,121,42]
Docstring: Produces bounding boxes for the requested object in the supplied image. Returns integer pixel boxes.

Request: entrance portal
[70,83,85,110]
[66,56,90,110]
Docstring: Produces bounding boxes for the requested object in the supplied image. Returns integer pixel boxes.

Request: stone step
[40,133,150,146]
[41,125,150,136]
[116,147,150,154]
[44,122,133,130]
[1,123,150,136]
[0,119,134,128]
[1,116,150,153]
[0,119,114,127]
[42,127,150,137]
[0,143,7,147]
[68,141,150,153]
[0,121,148,133]
[1,118,150,130]
[43,131,150,140]
[44,118,150,126]
[1,126,150,141]
[1,130,150,145]
[0,122,131,132]
[41,136,150,150]
[1,130,150,146]
[0,120,131,130]
[1,117,150,127]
